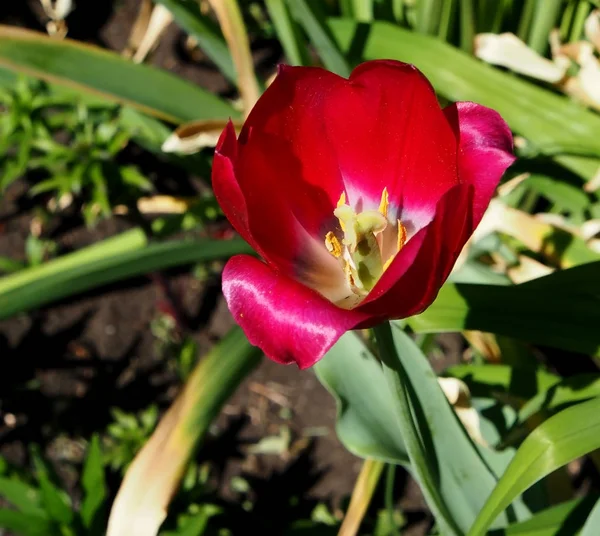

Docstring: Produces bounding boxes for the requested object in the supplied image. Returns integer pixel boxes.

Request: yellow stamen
[325,231,342,258]
[324,188,410,306]
[378,187,389,218]
[397,220,407,250]
[382,220,408,272]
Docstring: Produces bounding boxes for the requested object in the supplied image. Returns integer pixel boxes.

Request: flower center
[325,188,407,307]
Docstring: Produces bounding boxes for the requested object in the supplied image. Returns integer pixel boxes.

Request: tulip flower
[212,60,514,368]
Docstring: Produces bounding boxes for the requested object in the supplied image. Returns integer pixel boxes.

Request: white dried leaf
[475,32,567,83]
[40,0,74,21]
[584,9,600,52]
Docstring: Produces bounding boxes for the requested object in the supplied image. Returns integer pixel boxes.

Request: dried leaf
[463,331,501,362]
[475,33,567,83]
[39,0,73,21]
[161,119,242,154]
[584,9,600,52]
[206,0,260,116]
[507,255,554,284]
[438,377,487,447]
[132,4,174,63]
[122,0,153,58]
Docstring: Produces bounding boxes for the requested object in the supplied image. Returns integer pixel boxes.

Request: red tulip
[212,60,514,369]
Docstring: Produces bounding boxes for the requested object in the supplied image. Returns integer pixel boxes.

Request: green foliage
[0,77,152,224]
[104,406,160,474]
[0,438,107,536]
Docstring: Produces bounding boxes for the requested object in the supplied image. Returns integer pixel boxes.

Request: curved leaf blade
[0,25,238,123]
[468,397,600,536]
[0,229,252,319]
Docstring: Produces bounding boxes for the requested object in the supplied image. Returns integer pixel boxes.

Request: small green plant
[104,406,159,473]
[0,77,153,225]
[0,436,107,536]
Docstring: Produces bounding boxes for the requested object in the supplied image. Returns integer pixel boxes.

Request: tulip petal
[239,64,346,232]
[213,122,256,250]
[324,60,459,232]
[222,255,366,368]
[358,184,474,318]
[444,102,515,225]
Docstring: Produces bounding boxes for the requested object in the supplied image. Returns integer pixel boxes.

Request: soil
[0,2,467,534]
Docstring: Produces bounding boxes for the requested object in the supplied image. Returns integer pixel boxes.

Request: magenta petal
[444,102,515,226]
[222,255,367,368]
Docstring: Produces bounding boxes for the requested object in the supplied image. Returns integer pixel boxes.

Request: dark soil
[0,1,468,533]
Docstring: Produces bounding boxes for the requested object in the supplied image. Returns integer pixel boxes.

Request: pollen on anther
[397,220,407,251]
[325,231,342,258]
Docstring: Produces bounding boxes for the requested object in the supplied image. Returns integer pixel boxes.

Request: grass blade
[265,0,311,65]
[287,0,351,76]
[155,0,236,83]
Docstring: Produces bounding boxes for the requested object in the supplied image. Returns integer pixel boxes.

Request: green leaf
[468,397,600,536]
[0,26,238,124]
[314,332,409,463]
[31,449,73,526]
[580,497,600,536]
[489,496,597,535]
[408,262,600,356]
[0,509,54,536]
[266,0,311,65]
[80,436,107,530]
[316,325,521,535]
[0,477,45,516]
[327,18,600,181]
[287,0,351,76]
[154,0,236,83]
[0,228,253,319]
[515,374,600,427]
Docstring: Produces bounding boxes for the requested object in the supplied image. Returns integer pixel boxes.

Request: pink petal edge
[222,255,368,369]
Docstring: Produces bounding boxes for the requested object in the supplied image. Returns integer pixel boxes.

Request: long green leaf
[0,26,238,123]
[468,397,600,535]
[32,450,73,526]
[327,18,600,181]
[408,262,600,356]
[515,374,600,426]
[154,0,236,83]
[489,496,597,535]
[0,229,252,319]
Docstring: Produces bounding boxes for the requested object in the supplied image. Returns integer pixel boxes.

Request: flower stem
[385,464,401,536]
[372,321,460,536]
[338,458,384,536]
